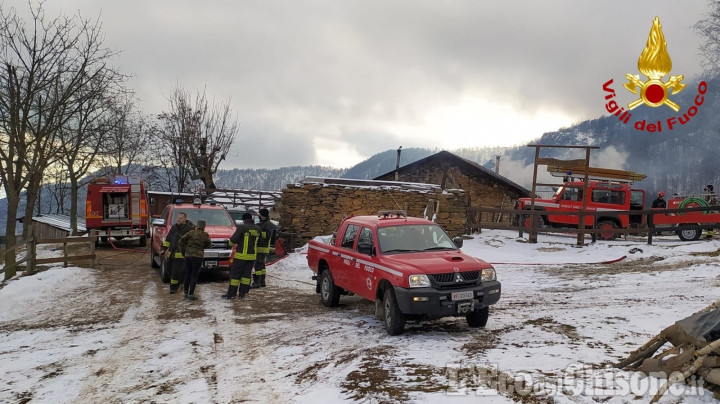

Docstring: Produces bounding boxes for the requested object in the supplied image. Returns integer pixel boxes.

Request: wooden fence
[467,205,720,245]
[1,233,96,276]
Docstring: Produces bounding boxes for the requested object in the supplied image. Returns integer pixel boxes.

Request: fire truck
[518,170,720,241]
[85,176,150,246]
[517,179,645,241]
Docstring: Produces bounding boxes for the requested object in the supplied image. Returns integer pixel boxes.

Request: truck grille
[429,271,480,289]
[211,239,230,249]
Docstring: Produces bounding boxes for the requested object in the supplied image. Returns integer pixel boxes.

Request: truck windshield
[172,210,234,227]
[377,224,456,254]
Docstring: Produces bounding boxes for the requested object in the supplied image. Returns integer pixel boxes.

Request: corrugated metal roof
[32,214,87,233]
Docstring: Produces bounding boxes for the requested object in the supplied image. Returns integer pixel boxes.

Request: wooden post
[647,212,654,245]
[529,146,540,243]
[90,237,97,267]
[577,148,591,246]
[26,223,36,273]
[63,240,68,267]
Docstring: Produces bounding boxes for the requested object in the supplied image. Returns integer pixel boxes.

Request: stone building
[279,178,467,244]
[374,150,530,216]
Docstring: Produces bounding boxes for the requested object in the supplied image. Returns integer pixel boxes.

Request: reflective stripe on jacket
[256,219,277,254]
[229,222,260,261]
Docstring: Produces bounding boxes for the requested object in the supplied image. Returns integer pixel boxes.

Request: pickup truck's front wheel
[466,306,489,328]
[320,270,341,307]
[160,256,171,283]
[383,288,406,336]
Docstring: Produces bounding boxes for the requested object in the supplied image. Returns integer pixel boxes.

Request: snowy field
[1,230,719,403]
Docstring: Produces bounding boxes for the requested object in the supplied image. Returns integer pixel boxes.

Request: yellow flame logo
[623,17,685,112]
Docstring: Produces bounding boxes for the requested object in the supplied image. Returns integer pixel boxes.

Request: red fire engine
[85,176,149,246]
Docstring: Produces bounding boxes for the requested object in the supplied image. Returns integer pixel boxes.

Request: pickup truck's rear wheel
[320,270,341,307]
[160,256,171,283]
[677,225,702,241]
[150,246,160,268]
[596,220,619,241]
[383,288,406,336]
[466,306,489,328]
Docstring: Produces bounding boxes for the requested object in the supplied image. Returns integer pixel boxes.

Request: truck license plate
[451,291,473,301]
[205,261,218,268]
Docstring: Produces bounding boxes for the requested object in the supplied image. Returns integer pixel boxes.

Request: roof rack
[378,210,406,218]
[547,165,646,183]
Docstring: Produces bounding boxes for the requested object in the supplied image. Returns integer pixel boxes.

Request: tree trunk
[23,183,40,240]
[202,171,217,194]
[70,176,79,236]
[3,192,19,280]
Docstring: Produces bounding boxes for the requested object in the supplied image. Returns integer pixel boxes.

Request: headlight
[408,274,431,288]
[481,268,496,282]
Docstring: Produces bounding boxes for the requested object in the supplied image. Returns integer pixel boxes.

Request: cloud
[24,0,710,169]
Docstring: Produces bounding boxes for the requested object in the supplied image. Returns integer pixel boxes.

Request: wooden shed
[374,150,531,224]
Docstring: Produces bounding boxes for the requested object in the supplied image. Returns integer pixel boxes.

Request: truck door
[553,186,584,225]
[351,227,378,300]
[335,224,359,289]
[153,207,171,253]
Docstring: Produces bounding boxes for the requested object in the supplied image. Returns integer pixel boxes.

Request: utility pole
[394,146,403,181]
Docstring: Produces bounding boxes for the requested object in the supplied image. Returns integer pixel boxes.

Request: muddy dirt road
[1,233,719,403]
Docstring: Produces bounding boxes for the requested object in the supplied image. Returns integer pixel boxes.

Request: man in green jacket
[222,213,260,299]
[162,212,194,294]
[179,219,211,300]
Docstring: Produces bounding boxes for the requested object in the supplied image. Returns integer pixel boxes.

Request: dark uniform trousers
[184,257,203,295]
[253,253,268,287]
[170,256,185,291]
[226,259,255,298]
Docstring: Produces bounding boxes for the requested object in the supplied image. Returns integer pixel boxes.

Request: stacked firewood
[616,300,720,402]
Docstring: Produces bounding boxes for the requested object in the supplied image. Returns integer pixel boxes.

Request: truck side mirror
[453,237,464,249]
[357,241,375,256]
[151,218,165,227]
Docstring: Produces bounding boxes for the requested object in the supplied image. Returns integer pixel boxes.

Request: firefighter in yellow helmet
[222,212,260,299]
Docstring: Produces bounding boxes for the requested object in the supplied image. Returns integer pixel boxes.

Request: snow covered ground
[1,231,719,403]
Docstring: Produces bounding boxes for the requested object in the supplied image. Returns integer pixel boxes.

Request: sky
[8,0,712,169]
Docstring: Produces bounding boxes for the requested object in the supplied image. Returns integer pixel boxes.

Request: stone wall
[279,183,467,244]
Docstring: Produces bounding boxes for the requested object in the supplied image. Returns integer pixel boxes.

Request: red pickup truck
[307,211,501,335]
[149,200,236,283]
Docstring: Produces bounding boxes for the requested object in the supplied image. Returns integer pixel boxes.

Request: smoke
[589,146,628,170]
[498,146,630,196]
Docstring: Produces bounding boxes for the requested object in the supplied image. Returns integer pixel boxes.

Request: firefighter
[222,212,260,299]
[163,212,194,294]
[651,192,666,208]
[252,208,278,288]
[705,185,718,239]
[178,219,211,300]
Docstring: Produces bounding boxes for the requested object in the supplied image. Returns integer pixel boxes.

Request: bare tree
[59,79,126,235]
[155,85,238,193]
[696,1,720,75]
[45,166,70,215]
[0,2,121,279]
[96,97,152,177]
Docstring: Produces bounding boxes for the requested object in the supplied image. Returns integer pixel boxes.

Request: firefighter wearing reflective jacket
[705,185,718,239]
[252,208,278,288]
[222,212,260,299]
[162,212,194,294]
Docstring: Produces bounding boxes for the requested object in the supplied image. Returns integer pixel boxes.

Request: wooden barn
[374,150,530,225]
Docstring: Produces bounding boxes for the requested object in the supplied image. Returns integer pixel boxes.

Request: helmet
[658,192,665,197]
[241,212,253,221]
[259,208,270,218]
